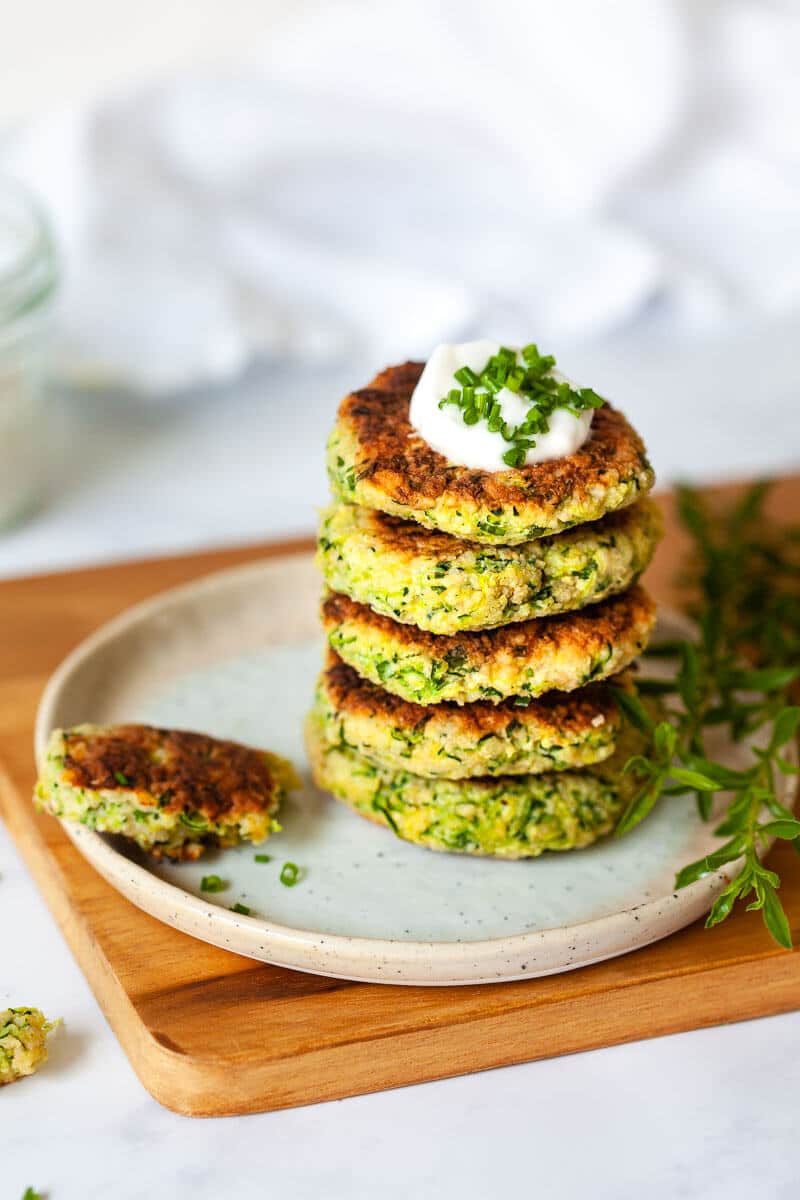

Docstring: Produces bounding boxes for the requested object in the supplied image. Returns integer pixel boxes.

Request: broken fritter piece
[35,724,299,861]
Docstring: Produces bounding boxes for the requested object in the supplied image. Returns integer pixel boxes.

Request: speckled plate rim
[34,553,797,986]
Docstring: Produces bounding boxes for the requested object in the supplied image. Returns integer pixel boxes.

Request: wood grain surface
[2,479,799,1117]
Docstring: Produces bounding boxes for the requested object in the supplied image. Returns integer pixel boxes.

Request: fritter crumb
[0,1008,60,1085]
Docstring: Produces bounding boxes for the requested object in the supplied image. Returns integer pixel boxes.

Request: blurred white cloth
[4,0,800,398]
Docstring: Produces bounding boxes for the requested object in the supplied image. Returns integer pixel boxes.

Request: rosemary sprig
[614,481,800,948]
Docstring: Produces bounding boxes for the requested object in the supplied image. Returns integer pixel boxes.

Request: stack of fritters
[308,362,662,858]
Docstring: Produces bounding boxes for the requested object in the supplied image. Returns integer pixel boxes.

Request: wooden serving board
[2,477,800,1117]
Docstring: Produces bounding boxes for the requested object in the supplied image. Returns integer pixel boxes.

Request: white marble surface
[4,330,800,1198]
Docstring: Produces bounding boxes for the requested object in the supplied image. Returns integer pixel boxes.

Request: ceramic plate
[34,552,795,985]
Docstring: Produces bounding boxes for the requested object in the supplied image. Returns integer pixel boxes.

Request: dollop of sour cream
[409,340,594,471]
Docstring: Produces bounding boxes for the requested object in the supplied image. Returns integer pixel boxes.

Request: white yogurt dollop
[409,340,594,472]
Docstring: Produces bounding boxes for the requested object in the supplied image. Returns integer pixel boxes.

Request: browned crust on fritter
[61,725,279,821]
[322,650,620,737]
[321,584,656,665]
[354,509,459,556]
[338,362,651,512]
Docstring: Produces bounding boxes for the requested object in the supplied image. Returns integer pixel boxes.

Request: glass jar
[0,180,58,530]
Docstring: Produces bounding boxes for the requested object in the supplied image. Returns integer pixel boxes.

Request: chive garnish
[200,874,227,893]
[114,771,130,786]
[439,343,603,467]
[279,861,302,887]
[230,902,251,915]
[254,853,272,863]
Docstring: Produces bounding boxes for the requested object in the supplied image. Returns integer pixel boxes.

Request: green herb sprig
[438,344,603,468]
[614,482,800,948]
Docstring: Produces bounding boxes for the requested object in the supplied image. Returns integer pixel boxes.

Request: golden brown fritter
[326,362,655,544]
[321,584,656,705]
[322,649,622,741]
[36,724,299,860]
[59,725,281,823]
[317,496,662,633]
[315,650,627,777]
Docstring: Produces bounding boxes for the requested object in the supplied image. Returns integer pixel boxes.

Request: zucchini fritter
[327,362,655,545]
[35,724,299,861]
[318,496,662,634]
[321,584,656,706]
[315,650,628,777]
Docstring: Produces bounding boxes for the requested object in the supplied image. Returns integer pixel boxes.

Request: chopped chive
[230,902,251,915]
[579,387,604,408]
[114,771,130,787]
[254,853,272,863]
[280,861,302,887]
[438,344,601,458]
[200,874,227,893]
[454,365,478,386]
[502,445,527,468]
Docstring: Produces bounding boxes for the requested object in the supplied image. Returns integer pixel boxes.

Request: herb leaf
[759,819,800,840]
[760,880,792,949]
[669,768,719,792]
